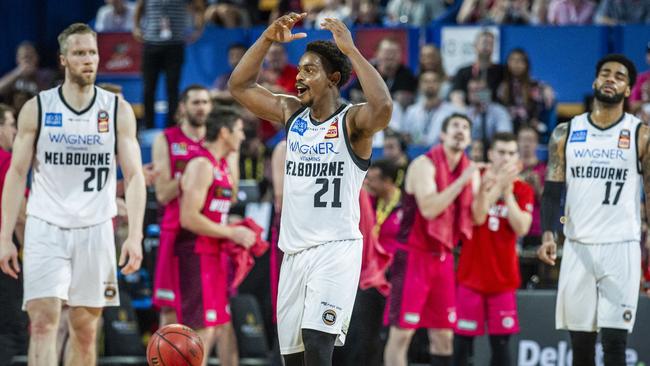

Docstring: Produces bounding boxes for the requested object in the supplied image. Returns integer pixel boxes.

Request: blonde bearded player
[0,23,146,366]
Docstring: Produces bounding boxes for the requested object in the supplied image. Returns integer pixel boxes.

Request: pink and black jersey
[160,126,203,231]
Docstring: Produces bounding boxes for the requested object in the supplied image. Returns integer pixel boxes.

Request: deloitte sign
[470,291,649,366]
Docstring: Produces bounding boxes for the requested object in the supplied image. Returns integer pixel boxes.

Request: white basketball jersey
[564,112,641,243]
[279,105,368,254]
[27,86,118,228]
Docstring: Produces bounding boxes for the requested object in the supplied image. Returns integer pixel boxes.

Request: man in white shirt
[95,0,136,32]
[403,71,460,146]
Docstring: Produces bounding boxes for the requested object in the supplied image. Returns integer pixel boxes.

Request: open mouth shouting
[296,83,309,97]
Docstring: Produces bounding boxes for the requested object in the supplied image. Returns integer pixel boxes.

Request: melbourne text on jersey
[45,152,112,166]
[285,160,345,177]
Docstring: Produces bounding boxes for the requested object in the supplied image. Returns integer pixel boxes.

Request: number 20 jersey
[279,105,369,254]
[564,112,641,243]
[27,86,118,228]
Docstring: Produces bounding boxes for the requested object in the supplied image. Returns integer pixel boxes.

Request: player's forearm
[419,178,468,219]
[347,48,392,125]
[155,179,180,205]
[180,211,233,239]
[0,168,28,242]
[504,193,532,236]
[228,36,273,94]
[124,172,146,240]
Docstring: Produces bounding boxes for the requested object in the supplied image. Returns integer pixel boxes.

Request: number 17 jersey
[564,112,641,243]
[279,105,369,254]
[27,86,118,228]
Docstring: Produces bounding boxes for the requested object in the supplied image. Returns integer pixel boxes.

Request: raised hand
[263,12,308,43]
[320,18,355,55]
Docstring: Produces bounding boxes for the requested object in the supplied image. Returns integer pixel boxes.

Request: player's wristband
[541,181,564,234]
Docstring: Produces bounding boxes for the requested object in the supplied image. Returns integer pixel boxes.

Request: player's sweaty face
[296,53,329,106]
[61,33,99,86]
[441,117,471,151]
[593,62,630,100]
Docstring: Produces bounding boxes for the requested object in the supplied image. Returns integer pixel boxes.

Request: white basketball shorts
[277,239,362,355]
[556,238,641,332]
[23,216,119,309]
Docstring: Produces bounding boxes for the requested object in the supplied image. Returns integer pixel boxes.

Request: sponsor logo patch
[104,285,117,299]
[618,129,630,149]
[45,113,63,127]
[322,309,337,325]
[623,310,633,322]
[171,142,188,156]
[569,130,587,142]
[206,310,217,322]
[502,316,515,329]
[324,119,339,139]
[290,117,308,136]
[98,110,109,133]
[404,312,420,324]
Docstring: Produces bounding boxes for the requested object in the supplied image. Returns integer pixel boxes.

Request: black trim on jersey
[57,86,97,116]
[113,95,119,155]
[285,106,308,135]
[308,104,347,127]
[586,111,625,131]
[342,108,371,171]
[564,120,571,180]
[636,122,642,174]
[35,94,42,147]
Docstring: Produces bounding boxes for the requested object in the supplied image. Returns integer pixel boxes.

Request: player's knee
[429,329,453,355]
[26,304,59,337]
[387,326,415,349]
[601,328,627,364]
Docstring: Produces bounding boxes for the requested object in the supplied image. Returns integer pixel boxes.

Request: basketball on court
[146,324,204,366]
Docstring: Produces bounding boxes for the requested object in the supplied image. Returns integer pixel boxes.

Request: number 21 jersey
[564,112,641,243]
[27,86,118,228]
[279,105,369,254]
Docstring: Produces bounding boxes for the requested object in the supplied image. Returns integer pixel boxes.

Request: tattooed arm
[638,124,650,251]
[537,122,568,266]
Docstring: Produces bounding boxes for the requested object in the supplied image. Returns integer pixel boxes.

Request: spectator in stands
[466,77,513,159]
[133,0,205,129]
[547,0,596,25]
[403,71,459,146]
[0,42,56,113]
[457,0,497,24]
[518,125,545,249]
[205,0,252,28]
[531,0,550,24]
[259,43,298,94]
[418,44,451,98]
[492,0,533,24]
[308,0,353,29]
[497,48,555,133]
[95,0,136,32]
[450,30,504,108]
[384,0,447,27]
[349,38,417,110]
[594,0,650,25]
[382,130,410,188]
[211,43,248,102]
[353,0,383,27]
[635,80,650,124]
[631,43,650,110]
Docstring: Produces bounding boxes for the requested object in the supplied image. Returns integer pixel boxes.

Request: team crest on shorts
[104,285,117,299]
[618,129,630,149]
[623,310,633,322]
[324,119,339,139]
[98,110,109,133]
[322,309,337,325]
